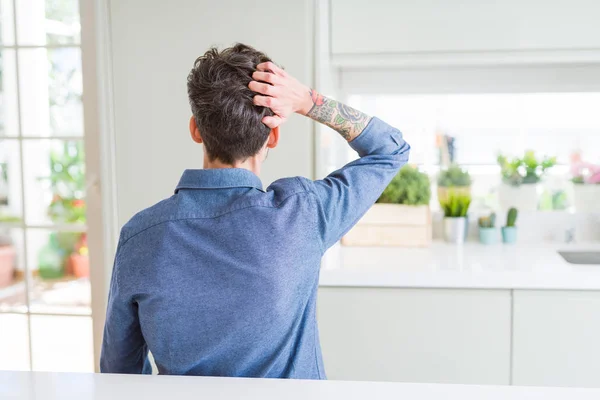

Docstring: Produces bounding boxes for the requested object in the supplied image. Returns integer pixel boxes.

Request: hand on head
[249,62,313,129]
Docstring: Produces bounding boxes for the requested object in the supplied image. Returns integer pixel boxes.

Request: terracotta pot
[70,253,90,278]
[0,245,16,288]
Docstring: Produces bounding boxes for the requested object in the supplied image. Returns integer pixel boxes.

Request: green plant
[0,214,21,223]
[539,190,569,211]
[440,191,471,218]
[571,161,600,184]
[41,141,86,224]
[0,162,7,184]
[46,0,80,23]
[437,164,472,187]
[0,214,20,246]
[497,151,556,186]
[478,212,496,228]
[506,207,518,227]
[552,191,568,210]
[378,165,431,206]
[37,142,86,278]
[0,162,7,206]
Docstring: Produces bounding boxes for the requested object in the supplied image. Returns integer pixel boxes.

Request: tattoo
[307,89,371,142]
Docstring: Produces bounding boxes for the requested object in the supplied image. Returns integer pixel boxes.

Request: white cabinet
[319,287,600,387]
[512,290,600,388]
[331,0,600,56]
[317,288,511,384]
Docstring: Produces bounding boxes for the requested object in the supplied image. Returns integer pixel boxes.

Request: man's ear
[266,126,279,149]
[189,116,203,144]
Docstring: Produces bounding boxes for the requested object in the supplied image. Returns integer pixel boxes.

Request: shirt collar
[175,169,265,193]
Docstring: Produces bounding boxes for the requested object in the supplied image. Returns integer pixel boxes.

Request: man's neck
[203,155,262,176]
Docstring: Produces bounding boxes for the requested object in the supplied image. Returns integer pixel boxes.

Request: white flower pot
[443,217,467,244]
[498,183,539,212]
[573,184,600,213]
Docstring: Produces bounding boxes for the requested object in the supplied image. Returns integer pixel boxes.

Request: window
[0,0,93,372]
[346,92,600,211]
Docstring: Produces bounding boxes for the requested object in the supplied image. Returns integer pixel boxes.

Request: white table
[2,372,600,400]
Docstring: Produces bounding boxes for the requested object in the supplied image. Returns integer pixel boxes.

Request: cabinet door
[513,290,600,387]
[317,288,511,384]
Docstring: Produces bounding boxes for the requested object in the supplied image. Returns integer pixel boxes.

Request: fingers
[256,61,286,77]
[262,115,285,129]
[254,95,283,127]
[255,95,286,129]
[251,64,287,129]
[252,71,281,85]
[248,81,277,97]
[253,95,276,108]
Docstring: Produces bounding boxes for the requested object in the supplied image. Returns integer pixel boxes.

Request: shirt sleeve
[304,117,410,250]
[100,241,148,374]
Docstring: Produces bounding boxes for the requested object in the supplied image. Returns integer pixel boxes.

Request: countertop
[319,241,600,290]
[2,372,600,400]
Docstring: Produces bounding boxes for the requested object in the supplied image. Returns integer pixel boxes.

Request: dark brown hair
[187,43,274,164]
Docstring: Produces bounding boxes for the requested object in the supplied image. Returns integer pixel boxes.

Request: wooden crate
[342,204,432,247]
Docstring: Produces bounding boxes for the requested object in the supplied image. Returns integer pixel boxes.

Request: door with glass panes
[0,0,96,372]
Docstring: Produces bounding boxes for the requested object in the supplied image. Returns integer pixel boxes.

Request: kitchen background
[1,0,600,389]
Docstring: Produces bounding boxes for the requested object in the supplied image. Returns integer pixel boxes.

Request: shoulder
[119,196,177,245]
[267,176,312,195]
[265,176,315,204]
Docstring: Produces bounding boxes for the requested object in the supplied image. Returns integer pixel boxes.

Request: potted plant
[571,160,600,213]
[437,164,472,204]
[0,215,19,288]
[497,151,556,211]
[69,233,90,278]
[501,208,518,244]
[478,212,497,245]
[39,142,87,279]
[0,244,15,288]
[38,232,66,279]
[440,191,471,244]
[342,165,432,247]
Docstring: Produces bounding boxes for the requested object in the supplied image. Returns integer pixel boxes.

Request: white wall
[109,0,314,225]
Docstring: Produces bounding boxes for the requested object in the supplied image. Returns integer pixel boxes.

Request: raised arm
[250,62,410,249]
[305,89,371,142]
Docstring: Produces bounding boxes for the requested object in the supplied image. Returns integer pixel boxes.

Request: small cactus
[478,212,497,228]
[478,216,487,227]
[506,208,518,227]
[489,212,496,227]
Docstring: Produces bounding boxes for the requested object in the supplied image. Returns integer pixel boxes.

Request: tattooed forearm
[306,89,372,142]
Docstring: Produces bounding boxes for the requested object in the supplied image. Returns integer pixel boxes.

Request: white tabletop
[2,372,600,400]
[319,241,600,290]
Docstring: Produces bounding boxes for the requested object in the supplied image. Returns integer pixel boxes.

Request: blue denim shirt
[100,117,410,379]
